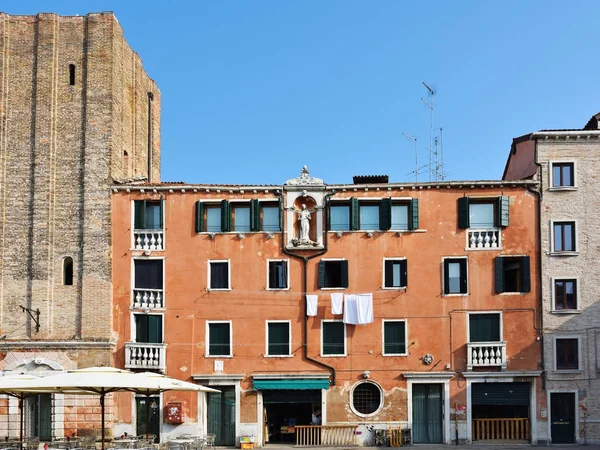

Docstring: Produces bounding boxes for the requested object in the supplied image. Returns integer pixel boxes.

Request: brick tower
[0,11,160,438]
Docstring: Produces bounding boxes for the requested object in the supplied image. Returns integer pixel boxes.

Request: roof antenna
[402,133,418,183]
[421,81,435,181]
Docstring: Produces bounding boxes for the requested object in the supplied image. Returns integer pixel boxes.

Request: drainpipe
[526,134,545,389]
[275,189,337,386]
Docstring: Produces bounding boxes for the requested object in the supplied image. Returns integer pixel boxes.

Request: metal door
[26,394,52,440]
[551,393,575,444]
[207,387,236,446]
[412,384,443,443]
[136,396,160,442]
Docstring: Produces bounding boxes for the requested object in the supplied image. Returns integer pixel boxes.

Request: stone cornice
[402,372,455,379]
[461,370,542,378]
[252,373,330,380]
[532,130,600,140]
[0,340,114,350]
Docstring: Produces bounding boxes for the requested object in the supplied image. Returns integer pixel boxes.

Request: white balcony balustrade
[467,341,507,370]
[134,230,164,251]
[133,288,164,309]
[467,228,501,250]
[125,342,166,372]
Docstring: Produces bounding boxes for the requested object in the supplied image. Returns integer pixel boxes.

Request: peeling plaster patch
[180,365,188,372]
[257,251,262,256]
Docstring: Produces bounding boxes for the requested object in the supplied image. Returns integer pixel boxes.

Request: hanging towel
[331,293,343,315]
[356,293,374,324]
[343,294,359,324]
[306,295,318,316]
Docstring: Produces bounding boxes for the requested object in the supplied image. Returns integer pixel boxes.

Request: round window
[351,381,382,416]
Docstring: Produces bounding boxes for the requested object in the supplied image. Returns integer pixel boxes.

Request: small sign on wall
[456,405,466,416]
[165,402,183,424]
[214,360,224,372]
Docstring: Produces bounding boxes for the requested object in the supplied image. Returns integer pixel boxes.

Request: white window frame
[467,311,503,343]
[131,257,166,309]
[321,320,347,357]
[551,277,581,313]
[382,319,408,356]
[198,200,223,234]
[229,200,252,233]
[553,335,582,372]
[349,380,384,418]
[266,259,290,291]
[496,254,528,294]
[258,199,281,232]
[130,312,165,343]
[130,198,166,249]
[265,320,292,358]
[549,220,579,255]
[319,258,347,291]
[549,160,577,191]
[382,257,407,290]
[442,256,468,296]
[208,259,231,291]
[206,320,233,358]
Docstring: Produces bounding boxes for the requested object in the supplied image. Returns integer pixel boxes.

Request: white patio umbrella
[30,367,219,450]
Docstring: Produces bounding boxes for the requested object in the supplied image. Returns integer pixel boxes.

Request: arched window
[69,64,76,86]
[63,257,73,286]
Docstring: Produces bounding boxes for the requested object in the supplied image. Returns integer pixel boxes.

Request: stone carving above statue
[285,165,324,186]
[291,204,318,247]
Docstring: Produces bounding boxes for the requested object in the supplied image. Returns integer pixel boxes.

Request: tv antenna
[402,133,418,182]
[421,81,435,181]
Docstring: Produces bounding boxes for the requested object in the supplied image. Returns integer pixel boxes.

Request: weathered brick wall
[0,12,160,343]
[538,137,600,443]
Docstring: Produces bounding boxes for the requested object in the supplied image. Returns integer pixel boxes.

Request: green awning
[253,378,329,390]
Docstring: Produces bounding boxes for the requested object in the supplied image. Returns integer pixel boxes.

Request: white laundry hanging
[343,294,359,325]
[306,295,318,316]
[331,293,343,315]
[356,293,374,324]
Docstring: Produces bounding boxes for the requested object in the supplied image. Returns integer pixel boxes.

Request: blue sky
[4,1,599,185]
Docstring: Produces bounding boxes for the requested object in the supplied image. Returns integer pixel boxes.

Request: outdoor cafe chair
[203,435,215,450]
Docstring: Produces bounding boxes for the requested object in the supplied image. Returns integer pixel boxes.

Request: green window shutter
[220,200,231,232]
[323,322,345,355]
[521,256,531,293]
[495,257,505,293]
[350,198,359,230]
[384,260,393,288]
[134,200,145,229]
[469,314,500,343]
[497,196,510,227]
[250,199,260,232]
[443,260,450,295]
[384,322,406,354]
[209,323,230,356]
[460,258,468,294]
[409,198,419,230]
[159,197,164,229]
[195,201,204,233]
[147,315,162,344]
[380,198,392,230]
[136,316,147,343]
[457,197,470,229]
[326,200,332,231]
[318,261,326,289]
[340,260,349,288]
[278,196,283,231]
[401,259,408,287]
[268,323,289,355]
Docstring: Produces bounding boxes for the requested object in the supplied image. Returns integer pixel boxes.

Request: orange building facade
[111,169,544,445]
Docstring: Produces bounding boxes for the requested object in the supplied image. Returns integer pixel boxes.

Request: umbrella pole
[100,393,105,450]
[145,394,150,439]
[19,397,23,442]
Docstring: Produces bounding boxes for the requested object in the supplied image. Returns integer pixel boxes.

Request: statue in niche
[291,203,318,247]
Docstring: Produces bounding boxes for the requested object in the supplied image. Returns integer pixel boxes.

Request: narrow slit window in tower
[63,257,73,286]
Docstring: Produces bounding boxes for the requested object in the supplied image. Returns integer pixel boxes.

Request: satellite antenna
[421,81,435,181]
[402,133,418,182]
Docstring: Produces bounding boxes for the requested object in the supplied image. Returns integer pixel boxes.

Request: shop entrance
[25,394,52,440]
[471,382,530,442]
[263,390,321,444]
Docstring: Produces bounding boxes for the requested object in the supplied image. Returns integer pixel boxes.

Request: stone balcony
[125,342,166,372]
[133,288,164,309]
[134,229,164,251]
[467,342,507,371]
[467,228,502,250]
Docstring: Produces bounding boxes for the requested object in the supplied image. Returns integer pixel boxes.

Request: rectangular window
[555,338,579,370]
[322,321,345,356]
[554,279,577,310]
[134,200,162,230]
[134,260,163,290]
[267,322,290,356]
[495,256,531,293]
[391,204,409,230]
[383,321,406,355]
[232,204,251,232]
[330,205,350,231]
[207,322,231,357]
[553,222,576,252]
[469,202,495,228]
[318,260,349,289]
[261,204,280,231]
[134,314,162,344]
[268,260,288,289]
[469,314,501,343]
[552,162,574,187]
[383,259,407,288]
[359,203,380,230]
[443,257,468,294]
[205,205,222,232]
[209,261,230,290]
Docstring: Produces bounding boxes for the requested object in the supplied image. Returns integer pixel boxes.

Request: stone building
[0,12,160,439]
[504,113,600,444]
[111,168,543,445]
